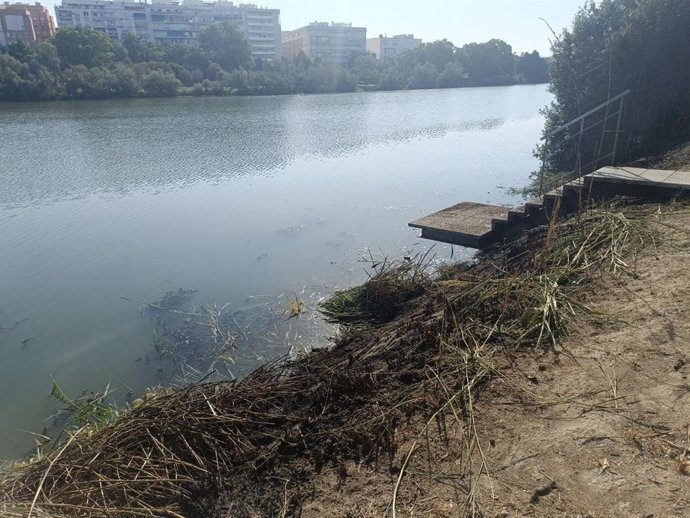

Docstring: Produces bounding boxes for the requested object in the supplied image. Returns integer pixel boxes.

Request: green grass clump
[322,254,433,324]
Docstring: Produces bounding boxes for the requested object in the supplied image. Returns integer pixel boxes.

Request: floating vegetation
[50,380,118,430]
[149,298,237,382]
[284,295,305,319]
[275,225,303,235]
[129,287,333,384]
[151,288,198,313]
[0,317,30,335]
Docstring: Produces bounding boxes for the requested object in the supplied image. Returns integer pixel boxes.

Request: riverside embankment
[3,167,689,516]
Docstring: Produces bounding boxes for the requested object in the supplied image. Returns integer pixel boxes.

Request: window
[4,15,26,31]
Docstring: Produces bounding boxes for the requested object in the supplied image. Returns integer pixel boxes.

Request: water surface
[0,85,551,457]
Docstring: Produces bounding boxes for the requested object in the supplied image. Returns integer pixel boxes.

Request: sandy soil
[469,210,690,518]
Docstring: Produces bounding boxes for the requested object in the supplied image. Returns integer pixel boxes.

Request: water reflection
[2,89,519,209]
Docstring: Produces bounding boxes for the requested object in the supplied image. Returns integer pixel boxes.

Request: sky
[43,0,587,56]
[271,0,587,55]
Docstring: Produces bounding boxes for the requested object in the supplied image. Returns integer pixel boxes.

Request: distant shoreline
[0,80,549,105]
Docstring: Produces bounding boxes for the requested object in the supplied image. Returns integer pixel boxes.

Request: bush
[142,70,180,97]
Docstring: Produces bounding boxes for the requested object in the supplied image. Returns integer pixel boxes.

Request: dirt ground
[653,144,690,172]
[293,156,690,518]
[470,212,690,518]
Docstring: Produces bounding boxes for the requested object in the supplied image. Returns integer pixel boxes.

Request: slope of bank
[281,203,690,518]
[298,154,690,517]
[471,209,690,517]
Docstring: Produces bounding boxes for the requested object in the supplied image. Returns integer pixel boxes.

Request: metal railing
[538,89,631,194]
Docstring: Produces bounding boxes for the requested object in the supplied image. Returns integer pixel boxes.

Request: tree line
[539,0,690,180]
[0,23,549,102]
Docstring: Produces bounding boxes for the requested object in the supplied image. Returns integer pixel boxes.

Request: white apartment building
[54,0,282,60]
[282,22,366,65]
[366,34,422,61]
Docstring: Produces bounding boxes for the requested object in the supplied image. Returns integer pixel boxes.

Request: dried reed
[0,206,660,517]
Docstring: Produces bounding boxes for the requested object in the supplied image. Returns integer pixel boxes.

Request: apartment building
[54,0,282,60]
[282,22,366,64]
[366,34,422,61]
[0,2,55,47]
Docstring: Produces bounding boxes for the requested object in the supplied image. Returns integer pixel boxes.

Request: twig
[28,426,85,518]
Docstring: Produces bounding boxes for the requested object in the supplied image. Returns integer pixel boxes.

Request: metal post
[539,137,548,195]
[611,96,625,166]
[571,116,584,177]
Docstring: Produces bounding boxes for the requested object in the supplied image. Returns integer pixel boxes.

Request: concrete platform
[588,167,690,192]
[408,202,510,248]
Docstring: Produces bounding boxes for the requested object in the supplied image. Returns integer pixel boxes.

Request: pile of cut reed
[0,205,660,518]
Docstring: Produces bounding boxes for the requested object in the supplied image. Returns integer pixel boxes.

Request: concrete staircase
[409,167,690,249]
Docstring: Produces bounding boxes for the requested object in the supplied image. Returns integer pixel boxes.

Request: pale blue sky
[272,0,587,55]
[44,0,587,55]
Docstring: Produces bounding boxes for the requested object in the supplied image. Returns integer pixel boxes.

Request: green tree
[205,62,228,81]
[378,66,406,91]
[34,41,61,73]
[142,70,180,97]
[409,62,439,90]
[0,53,60,101]
[54,27,115,68]
[438,62,466,88]
[516,51,548,84]
[122,32,158,63]
[108,63,139,96]
[0,53,31,100]
[540,0,690,176]
[199,22,252,71]
[417,40,455,70]
[350,53,380,84]
[460,39,515,82]
[62,65,92,99]
[161,43,209,72]
[6,41,34,63]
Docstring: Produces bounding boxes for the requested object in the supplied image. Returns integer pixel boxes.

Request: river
[0,85,551,457]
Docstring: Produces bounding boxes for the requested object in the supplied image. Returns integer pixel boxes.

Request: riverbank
[1,29,548,103]
[3,161,689,516]
[0,77,549,104]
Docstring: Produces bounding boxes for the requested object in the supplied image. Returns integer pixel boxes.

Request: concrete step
[491,213,510,231]
[408,202,510,249]
[508,205,528,222]
[584,167,690,198]
[564,177,585,190]
[524,197,544,213]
